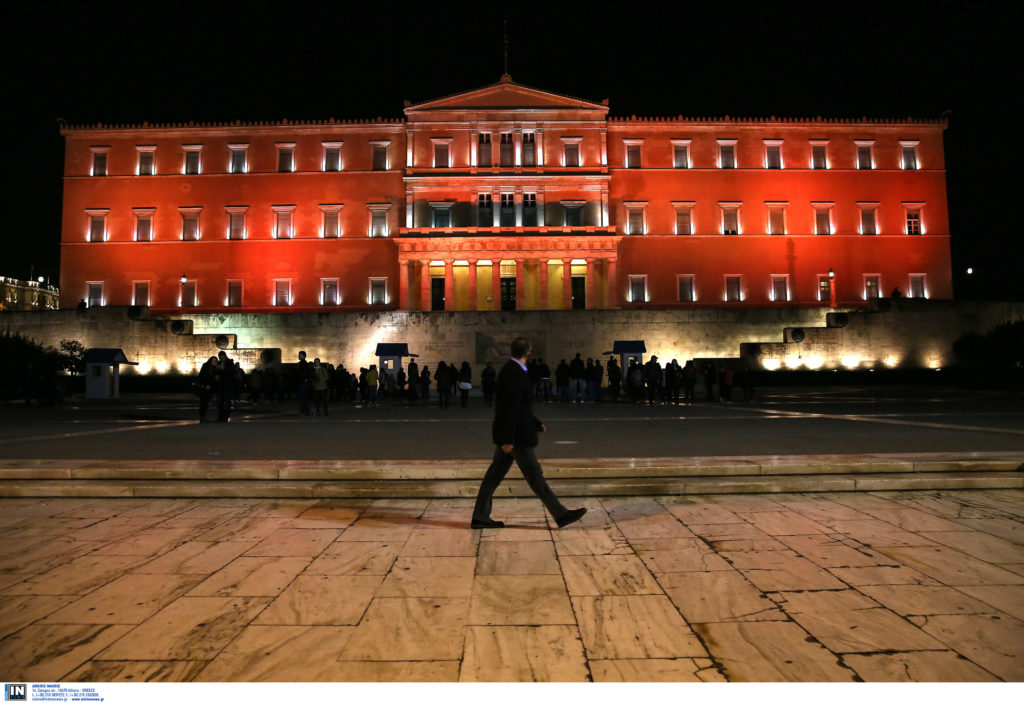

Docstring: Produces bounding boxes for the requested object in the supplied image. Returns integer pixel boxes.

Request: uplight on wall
[762,359,781,371]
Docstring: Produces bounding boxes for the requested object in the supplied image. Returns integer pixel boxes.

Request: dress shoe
[471,518,505,529]
[556,507,587,528]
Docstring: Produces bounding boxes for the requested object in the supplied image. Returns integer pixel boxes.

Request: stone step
[0,453,1020,498]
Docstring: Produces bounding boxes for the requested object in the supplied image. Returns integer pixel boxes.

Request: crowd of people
[196,349,755,422]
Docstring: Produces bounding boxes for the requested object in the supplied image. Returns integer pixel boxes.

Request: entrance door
[500,278,516,311]
[431,278,445,311]
[571,276,586,309]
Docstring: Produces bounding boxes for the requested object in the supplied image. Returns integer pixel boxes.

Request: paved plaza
[1,490,1023,682]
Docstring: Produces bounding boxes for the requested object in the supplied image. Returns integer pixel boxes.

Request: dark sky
[5,1,1018,298]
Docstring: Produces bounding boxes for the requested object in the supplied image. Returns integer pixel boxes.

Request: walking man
[471,337,588,530]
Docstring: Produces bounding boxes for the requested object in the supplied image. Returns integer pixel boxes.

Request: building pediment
[405,75,608,116]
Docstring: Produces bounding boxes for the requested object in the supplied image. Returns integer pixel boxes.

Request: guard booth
[84,348,138,399]
[605,340,646,370]
[374,343,418,378]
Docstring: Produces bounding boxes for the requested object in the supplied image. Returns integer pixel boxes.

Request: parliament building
[60,76,951,314]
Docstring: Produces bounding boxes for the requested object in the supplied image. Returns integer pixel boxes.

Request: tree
[58,339,86,376]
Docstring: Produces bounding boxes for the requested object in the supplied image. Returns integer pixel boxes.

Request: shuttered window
[857,145,873,169]
[184,149,201,175]
[765,145,781,169]
[675,208,692,235]
[725,276,741,302]
[627,208,644,235]
[434,143,449,168]
[275,210,293,238]
[229,147,247,173]
[719,145,735,168]
[629,276,647,303]
[678,276,694,302]
[87,282,103,307]
[564,142,579,167]
[626,144,642,168]
[323,145,341,171]
[322,210,340,238]
[864,275,880,299]
[768,208,785,235]
[722,207,738,234]
[815,209,831,235]
[277,146,294,172]
[478,193,493,225]
[91,151,107,176]
[89,214,105,242]
[370,210,387,237]
[133,282,149,306]
[135,213,152,241]
[229,211,246,240]
[274,280,291,306]
[772,276,788,302]
[182,211,200,240]
[818,277,832,302]
[523,193,537,226]
[673,144,689,168]
[138,150,154,175]
[321,280,338,306]
[902,145,918,170]
[906,209,921,235]
[370,279,386,305]
[371,144,388,170]
[227,281,242,307]
[811,144,827,169]
[522,132,536,166]
[909,274,926,298]
[478,133,491,166]
[182,281,196,307]
[860,208,877,235]
[500,133,513,166]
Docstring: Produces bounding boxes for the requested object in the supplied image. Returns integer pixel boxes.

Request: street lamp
[828,268,837,308]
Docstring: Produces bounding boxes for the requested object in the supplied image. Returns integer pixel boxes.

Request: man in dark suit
[471,337,588,529]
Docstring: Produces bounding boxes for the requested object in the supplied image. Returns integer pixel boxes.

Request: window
[180,207,201,240]
[90,147,108,176]
[182,279,197,307]
[227,207,247,240]
[229,144,248,174]
[717,139,737,168]
[133,281,149,306]
[625,202,646,235]
[320,204,342,238]
[771,275,789,302]
[371,141,389,170]
[864,275,880,300]
[813,203,833,235]
[137,146,156,175]
[433,138,451,168]
[523,193,537,226]
[909,274,927,298]
[858,203,879,235]
[724,275,742,302]
[323,142,342,171]
[431,202,453,228]
[810,142,828,169]
[818,275,832,302]
[900,140,919,170]
[500,193,515,227]
[562,138,581,167]
[274,279,291,306]
[87,282,103,307]
[369,278,387,305]
[673,202,694,235]
[321,279,339,306]
[227,281,242,307]
[855,140,874,169]
[478,133,492,167]
[905,205,923,235]
[625,140,643,168]
[720,203,740,235]
[767,203,786,235]
[86,209,108,242]
[368,204,390,237]
[562,201,584,227]
[133,208,155,241]
[672,139,690,168]
[764,140,783,169]
[478,193,493,225]
[277,143,295,172]
[183,145,202,175]
[522,132,536,166]
[273,206,295,239]
[628,275,647,303]
[500,132,513,166]
[677,274,695,302]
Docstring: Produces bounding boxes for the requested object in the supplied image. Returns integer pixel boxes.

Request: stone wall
[2,301,1021,375]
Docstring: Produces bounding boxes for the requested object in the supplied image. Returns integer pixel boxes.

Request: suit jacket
[492,359,543,447]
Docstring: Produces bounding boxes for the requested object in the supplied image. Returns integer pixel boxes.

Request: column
[536,128,544,167]
[471,189,479,227]
[600,186,609,227]
[492,189,500,228]
[537,189,546,227]
[606,257,618,309]
[468,259,478,311]
[420,260,431,312]
[513,128,522,166]
[562,258,572,309]
[444,260,454,311]
[514,187,523,227]
[469,130,477,167]
[585,258,596,310]
[405,188,414,228]
[539,258,549,310]
[491,261,501,310]
[399,260,410,310]
[515,259,525,311]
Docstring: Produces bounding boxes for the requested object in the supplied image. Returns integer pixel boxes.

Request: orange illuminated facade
[60,76,951,312]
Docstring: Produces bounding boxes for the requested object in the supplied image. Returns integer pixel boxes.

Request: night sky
[6,2,1018,298]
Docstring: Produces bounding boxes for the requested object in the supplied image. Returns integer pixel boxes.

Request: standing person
[569,353,585,403]
[435,361,452,409]
[627,358,644,403]
[720,365,735,403]
[406,358,419,401]
[555,359,570,403]
[312,358,330,415]
[584,358,598,402]
[665,360,680,405]
[481,361,496,407]
[701,360,717,401]
[471,337,587,530]
[197,356,217,422]
[458,361,472,407]
[537,358,552,403]
[214,351,236,422]
[682,359,697,404]
[607,357,621,402]
[396,365,407,400]
[737,365,754,402]
[296,351,312,416]
[644,356,662,405]
[366,364,380,406]
[419,365,431,402]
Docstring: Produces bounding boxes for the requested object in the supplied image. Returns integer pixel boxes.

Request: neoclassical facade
[60,76,951,313]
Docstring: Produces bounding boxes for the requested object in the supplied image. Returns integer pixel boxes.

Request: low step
[0,453,1019,498]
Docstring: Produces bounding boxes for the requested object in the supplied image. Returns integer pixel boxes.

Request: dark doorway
[431,278,445,311]
[500,277,516,311]
[571,276,586,309]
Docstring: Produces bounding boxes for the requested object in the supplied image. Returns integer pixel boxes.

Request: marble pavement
[1,489,1022,682]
